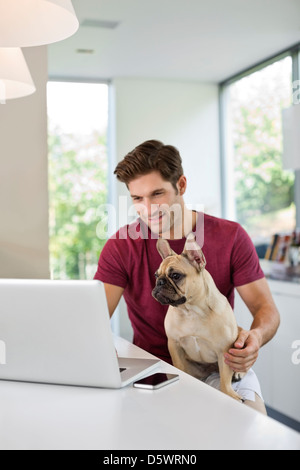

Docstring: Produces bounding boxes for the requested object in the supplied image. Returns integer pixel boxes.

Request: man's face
[128,171,186,238]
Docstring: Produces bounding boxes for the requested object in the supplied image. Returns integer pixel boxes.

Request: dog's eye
[154,272,159,279]
[171,273,183,281]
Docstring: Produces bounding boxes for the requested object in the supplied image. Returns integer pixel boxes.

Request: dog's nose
[157,277,167,287]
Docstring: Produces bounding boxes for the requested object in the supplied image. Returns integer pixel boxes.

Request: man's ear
[157,239,176,260]
[176,175,187,196]
[183,233,206,272]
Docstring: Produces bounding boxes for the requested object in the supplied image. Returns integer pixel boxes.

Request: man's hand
[224,328,262,373]
[226,278,280,373]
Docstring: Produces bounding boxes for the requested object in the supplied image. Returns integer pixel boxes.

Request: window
[221,55,296,245]
[47,81,108,280]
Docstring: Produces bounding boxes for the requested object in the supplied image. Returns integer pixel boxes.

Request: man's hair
[114,140,184,191]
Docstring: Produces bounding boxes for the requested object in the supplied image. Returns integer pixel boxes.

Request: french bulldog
[152,234,244,401]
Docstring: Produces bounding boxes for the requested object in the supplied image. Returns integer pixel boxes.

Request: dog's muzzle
[152,276,187,307]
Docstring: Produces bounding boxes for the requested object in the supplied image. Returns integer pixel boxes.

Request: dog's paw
[229,390,244,402]
[232,371,246,382]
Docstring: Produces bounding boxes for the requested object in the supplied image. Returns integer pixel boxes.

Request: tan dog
[152,234,244,401]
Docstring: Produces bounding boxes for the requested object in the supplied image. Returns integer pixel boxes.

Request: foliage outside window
[47,82,108,280]
[226,56,295,243]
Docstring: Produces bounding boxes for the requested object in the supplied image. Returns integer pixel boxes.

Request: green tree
[234,107,294,227]
[230,57,295,238]
[48,127,108,279]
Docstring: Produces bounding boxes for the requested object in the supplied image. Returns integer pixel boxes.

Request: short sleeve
[94,237,129,288]
[231,225,265,287]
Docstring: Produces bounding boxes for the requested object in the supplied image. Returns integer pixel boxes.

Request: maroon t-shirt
[94,213,264,364]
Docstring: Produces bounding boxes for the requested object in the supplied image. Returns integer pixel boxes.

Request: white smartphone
[133,373,179,390]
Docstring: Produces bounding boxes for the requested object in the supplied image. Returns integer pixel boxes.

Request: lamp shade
[0,48,36,101]
[0,0,79,47]
[282,105,300,171]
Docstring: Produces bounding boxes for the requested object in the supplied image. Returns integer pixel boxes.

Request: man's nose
[144,198,153,215]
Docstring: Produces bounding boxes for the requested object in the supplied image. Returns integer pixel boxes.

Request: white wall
[111,77,221,339]
[0,47,49,279]
[113,78,221,214]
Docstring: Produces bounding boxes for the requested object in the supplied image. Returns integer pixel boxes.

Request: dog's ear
[156,239,176,260]
[183,233,206,272]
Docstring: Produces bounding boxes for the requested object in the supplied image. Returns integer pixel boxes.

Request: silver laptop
[0,279,160,388]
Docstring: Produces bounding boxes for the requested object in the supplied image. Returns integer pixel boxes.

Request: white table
[0,336,299,450]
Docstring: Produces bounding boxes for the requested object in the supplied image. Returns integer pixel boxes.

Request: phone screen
[133,373,179,389]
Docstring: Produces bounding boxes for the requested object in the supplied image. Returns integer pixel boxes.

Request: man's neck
[164,208,198,240]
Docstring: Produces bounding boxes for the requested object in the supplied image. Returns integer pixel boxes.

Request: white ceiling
[48,0,300,83]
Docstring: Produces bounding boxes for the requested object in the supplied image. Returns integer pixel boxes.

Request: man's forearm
[237,278,280,348]
[250,303,280,348]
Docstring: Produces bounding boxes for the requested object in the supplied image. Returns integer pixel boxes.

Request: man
[94,140,280,414]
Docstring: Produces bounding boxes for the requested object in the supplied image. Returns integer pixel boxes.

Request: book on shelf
[265,234,291,263]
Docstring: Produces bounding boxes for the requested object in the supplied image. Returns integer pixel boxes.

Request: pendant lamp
[0,0,79,47]
[0,48,36,102]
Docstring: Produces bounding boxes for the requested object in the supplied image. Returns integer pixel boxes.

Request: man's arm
[103,283,124,318]
[224,278,280,373]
